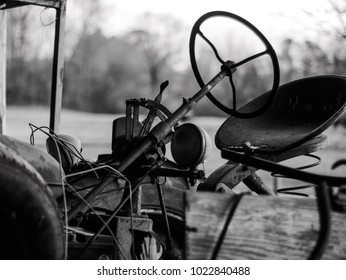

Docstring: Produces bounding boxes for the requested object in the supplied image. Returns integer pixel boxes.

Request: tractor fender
[0,135,63,197]
[0,142,64,259]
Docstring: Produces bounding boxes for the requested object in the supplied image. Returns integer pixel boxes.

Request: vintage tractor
[1,1,346,260]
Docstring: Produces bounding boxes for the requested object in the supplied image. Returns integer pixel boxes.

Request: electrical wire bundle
[29,123,141,260]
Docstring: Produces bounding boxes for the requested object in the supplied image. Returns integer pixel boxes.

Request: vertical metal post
[0,9,6,134]
[273,176,279,194]
[49,0,66,133]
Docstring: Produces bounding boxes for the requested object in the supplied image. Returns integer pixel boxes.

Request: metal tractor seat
[216,75,346,159]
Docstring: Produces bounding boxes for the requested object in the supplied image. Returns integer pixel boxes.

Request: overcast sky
[97,0,333,41]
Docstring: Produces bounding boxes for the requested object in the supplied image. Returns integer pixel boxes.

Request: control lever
[140,80,169,136]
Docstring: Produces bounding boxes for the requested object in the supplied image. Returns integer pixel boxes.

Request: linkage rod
[222,149,346,186]
[67,66,229,220]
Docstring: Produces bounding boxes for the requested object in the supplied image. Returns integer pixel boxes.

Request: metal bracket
[113,215,153,260]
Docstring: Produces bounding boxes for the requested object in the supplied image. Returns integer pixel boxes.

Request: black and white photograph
[1,0,346,278]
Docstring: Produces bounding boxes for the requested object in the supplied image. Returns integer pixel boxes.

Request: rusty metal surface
[197,162,257,192]
[141,160,188,215]
[216,75,346,154]
[243,173,275,195]
[0,134,62,187]
[113,216,153,260]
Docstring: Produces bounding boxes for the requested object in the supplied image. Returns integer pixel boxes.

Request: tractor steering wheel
[189,11,280,118]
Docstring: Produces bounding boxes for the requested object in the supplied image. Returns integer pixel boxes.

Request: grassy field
[5,106,346,191]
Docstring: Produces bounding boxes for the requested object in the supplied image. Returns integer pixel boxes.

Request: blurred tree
[325,0,346,75]
[326,0,346,39]
[6,6,54,105]
[279,38,298,83]
[278,36,345,83]
[128,12,186,94]
[301,0,346,74]
[64,30,149,113]
[7,1,346,118]
[300,40,332,76]
[65,0,104,53]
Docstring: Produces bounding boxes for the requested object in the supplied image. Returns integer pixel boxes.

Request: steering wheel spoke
[189,11,280,118]
[233,49,269,68]
[198,30,225,64]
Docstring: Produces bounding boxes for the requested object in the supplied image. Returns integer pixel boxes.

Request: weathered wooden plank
[185,192,346,259]
[0,9,6,134]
